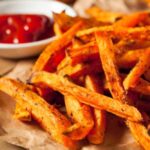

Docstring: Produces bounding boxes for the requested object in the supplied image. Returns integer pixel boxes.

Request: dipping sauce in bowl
[0,0,76,58]
[0,14,54,44]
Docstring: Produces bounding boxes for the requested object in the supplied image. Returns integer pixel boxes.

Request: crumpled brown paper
[0,0,148,149]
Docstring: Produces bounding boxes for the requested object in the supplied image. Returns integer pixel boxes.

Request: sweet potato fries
[0,7,150,150]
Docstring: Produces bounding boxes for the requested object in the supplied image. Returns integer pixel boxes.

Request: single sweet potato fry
[64,95,94,140]
[127,120,150,150]
[33,21,83,72]
[31,72,143,122]
[95,32,129,103]
[123,49,150,90]
[85,75,106,144]
[76,26,150,41]
[77,25,113,37]
[53,23,63,36]
[0,78,77,149]
[114,12,149,27]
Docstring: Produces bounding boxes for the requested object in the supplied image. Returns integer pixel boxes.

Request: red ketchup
[0,14,54,44]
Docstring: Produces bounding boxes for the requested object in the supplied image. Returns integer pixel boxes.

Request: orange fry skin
[105,74,150,96]
[31,72,143,122]
[127,121,150,150]
[53,23,63,36]
[85,75,106,144]
[33,21,83,72]
[117,48,150,68]
[114,12,149,27]
[132,78,150,96]
[0,78,77,149]
[14,100,32,122]
[76,25,150,41]
[123,49,150,90]
[67,41,99,66]
[57,61,102,79]
[95,32,128,104]
[64,95,94,140]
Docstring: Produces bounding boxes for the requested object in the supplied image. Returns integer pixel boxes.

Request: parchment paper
[0,0,148,149]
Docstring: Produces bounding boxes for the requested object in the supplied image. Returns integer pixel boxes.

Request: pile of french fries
[1,7,150,150]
